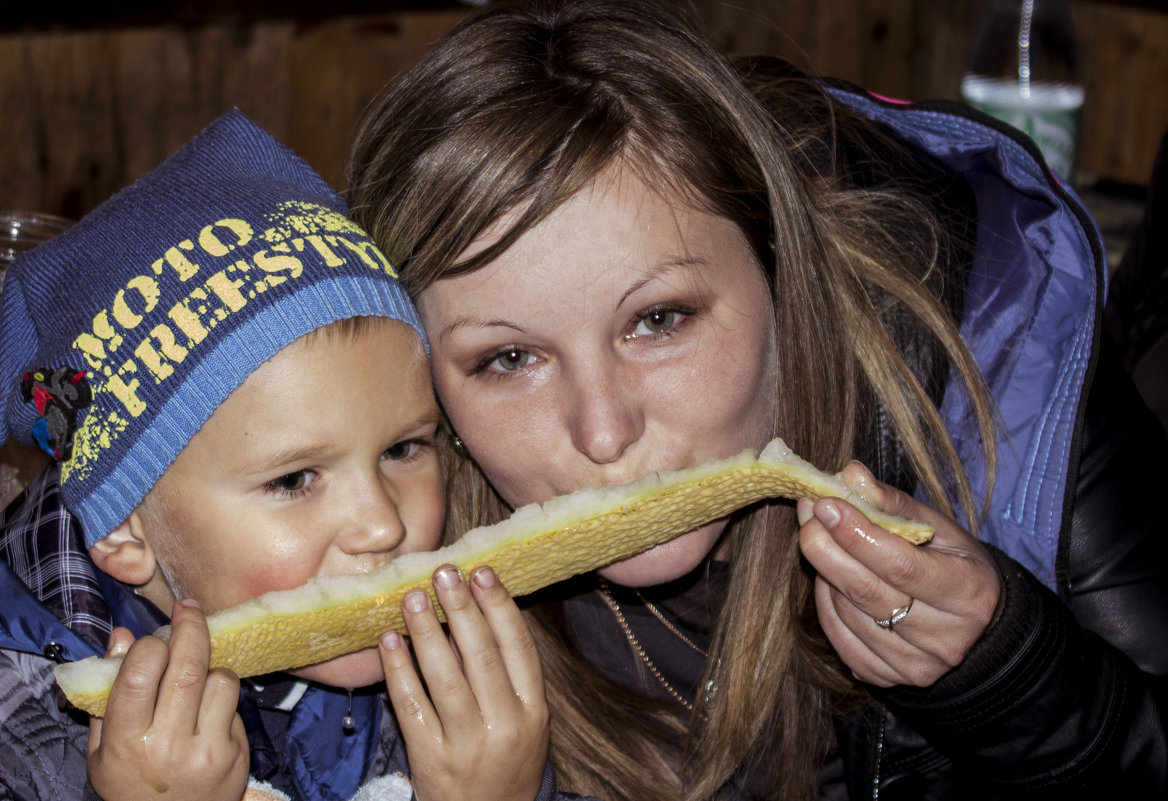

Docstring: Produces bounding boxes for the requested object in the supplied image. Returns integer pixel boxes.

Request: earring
[452,435,467,456]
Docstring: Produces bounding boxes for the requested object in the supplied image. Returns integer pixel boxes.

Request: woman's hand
[380,565,549,801]
[797,463,1002,688]
[87,600,250,801]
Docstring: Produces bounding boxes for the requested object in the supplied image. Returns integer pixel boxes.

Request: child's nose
[340,482,407,555]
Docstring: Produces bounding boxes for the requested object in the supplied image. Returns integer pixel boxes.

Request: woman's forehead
[475,156,714,247]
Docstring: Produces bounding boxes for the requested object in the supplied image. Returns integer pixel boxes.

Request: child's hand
[380,565,549,801]
[87,599,250,801]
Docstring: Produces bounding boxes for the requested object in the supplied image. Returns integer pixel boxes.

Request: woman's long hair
[347,2,994,799]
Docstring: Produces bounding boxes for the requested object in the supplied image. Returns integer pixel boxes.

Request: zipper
[825,80,1107,593]
[871,705,886,800]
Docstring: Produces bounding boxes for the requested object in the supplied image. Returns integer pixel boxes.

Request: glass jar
[1,209,74,289]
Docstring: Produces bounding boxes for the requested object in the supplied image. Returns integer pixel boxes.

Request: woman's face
[417,165,778,586]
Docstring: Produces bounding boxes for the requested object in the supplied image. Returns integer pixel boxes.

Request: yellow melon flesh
[54,437,932,716]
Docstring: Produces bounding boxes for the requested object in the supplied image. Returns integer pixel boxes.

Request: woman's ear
[89,511,158,587]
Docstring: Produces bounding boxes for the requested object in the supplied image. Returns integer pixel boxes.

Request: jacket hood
[830,86,1105,588]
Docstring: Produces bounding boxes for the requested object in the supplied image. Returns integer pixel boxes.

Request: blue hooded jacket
[829,87,1105,589]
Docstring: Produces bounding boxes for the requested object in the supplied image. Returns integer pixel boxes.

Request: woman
[347,0,1168,797]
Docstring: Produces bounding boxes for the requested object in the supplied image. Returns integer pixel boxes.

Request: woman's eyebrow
[617,256,707,308]
[433,315,525,343]
[435,256,708,342]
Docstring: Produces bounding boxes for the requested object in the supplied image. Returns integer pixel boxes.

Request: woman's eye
[631,309,679,337]
[488,348,535,372]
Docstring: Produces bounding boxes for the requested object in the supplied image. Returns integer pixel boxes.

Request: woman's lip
[553,465,687,496]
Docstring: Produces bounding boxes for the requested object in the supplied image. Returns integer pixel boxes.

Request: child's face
[134,317,445,689]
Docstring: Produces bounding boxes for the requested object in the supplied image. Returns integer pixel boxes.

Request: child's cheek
[225,550,318,609]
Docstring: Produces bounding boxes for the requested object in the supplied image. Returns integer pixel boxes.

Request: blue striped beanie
[0,111,424,545]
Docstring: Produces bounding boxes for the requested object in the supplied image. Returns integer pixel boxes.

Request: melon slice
[55,437,932,716]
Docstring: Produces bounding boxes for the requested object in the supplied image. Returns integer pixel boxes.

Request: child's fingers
[432,566,521,716]
[88,712,103,757]
[153,599,212,735]
[198,668,243,738]
[380,629,438,735]
[88,627,137,751]
[400,586,477,731]
[469,567,544,707]
[101,633,172,736]
[106,626,137,657]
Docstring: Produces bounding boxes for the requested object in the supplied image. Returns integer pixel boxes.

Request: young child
[0,112,547,801]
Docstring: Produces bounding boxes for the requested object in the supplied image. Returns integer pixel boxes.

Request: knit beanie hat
[0,110,424,546]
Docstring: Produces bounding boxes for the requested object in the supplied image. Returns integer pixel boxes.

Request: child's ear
[89,511,158,587]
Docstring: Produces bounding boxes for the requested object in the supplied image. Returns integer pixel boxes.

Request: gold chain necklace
[597,578,712,715]
[634,588,708,657]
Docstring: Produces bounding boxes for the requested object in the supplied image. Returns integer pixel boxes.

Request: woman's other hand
[797,463,1002,688]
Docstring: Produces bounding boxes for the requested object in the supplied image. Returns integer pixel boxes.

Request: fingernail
[434,566,461,589]
[471,566,497,588]
[796,499,813,526]
[178,598,201,609]
[381,631,403,650]
[403,590,429,613]
[815,501,841,528]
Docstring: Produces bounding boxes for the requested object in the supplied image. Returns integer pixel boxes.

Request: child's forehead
[250,314,428,386]
[297,316,431,374]
[142,314,436,508]
[305,315,427,347]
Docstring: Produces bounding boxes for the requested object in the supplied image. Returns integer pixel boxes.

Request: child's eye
[383,437,433,462]
[384,441,415,460]
[264,470,315,498]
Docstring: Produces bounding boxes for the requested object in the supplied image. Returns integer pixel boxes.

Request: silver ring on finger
[874,597,914,630]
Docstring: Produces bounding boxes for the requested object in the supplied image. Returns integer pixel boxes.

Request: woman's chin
[289,647,385,690]
[598,520,727,588]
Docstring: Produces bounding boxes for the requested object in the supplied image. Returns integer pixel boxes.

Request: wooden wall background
[2,0,1166,223]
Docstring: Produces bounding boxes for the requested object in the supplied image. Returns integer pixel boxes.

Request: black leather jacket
[828,108,1168,793]
[837,342,1168,799]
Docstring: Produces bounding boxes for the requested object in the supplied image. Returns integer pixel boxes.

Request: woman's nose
[567,369,644,465]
